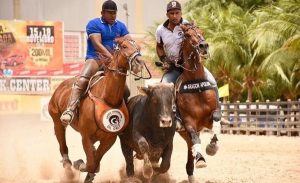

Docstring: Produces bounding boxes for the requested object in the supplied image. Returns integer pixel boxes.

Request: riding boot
[60,59,101,126]
[175,106,185,131]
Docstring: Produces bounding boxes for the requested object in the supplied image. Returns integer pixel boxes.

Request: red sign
[0,20,63,76]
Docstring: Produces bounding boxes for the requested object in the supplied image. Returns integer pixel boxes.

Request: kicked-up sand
[0,114,300,183]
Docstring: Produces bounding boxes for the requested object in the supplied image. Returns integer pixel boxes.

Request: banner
[218,84,229,98]
[0,95,45,114]
[0,20,63,76]
[0,77,51,95]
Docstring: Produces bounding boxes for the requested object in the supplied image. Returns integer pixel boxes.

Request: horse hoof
[206,143,219,156]
[143,161,153,179]
[121,177,142,183]
[64,167,76,179]
[62,159,72,168]
[84,172,96,183]
[195,154,207,168]
[188,175,197,183]
[73,159,85,171]
[195,159,207,168]
[95,165,100,173]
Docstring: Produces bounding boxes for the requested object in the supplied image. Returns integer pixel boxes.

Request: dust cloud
[1,114,300,183]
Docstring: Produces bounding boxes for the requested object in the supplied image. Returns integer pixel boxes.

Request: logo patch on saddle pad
[102,109,126,132]
[179,79,213,93]
[89,91,129,133]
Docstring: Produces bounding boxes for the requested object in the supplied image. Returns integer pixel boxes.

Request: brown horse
[175,23,220,182]
[48,37,145,183]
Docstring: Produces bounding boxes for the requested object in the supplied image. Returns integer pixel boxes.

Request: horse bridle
[175,25,209,72]
[106,39,151,80]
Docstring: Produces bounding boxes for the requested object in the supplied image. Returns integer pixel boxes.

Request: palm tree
[184,1,270,101]
[184,0,300,101]
[251,0,300,100]
[260,35,300,100]
[143,0,300,101]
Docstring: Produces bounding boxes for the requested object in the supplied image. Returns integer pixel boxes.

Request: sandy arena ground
[0,114,300,183]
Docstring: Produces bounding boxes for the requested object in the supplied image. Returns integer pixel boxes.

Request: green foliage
[144,0,300,101]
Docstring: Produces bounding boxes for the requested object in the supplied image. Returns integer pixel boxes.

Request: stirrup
[60,109,74,126]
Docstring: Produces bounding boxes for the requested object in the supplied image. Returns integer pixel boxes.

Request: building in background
[1,0,187,33]
[0,0,187,116]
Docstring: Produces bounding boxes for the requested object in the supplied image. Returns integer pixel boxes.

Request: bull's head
[138,83,175,128]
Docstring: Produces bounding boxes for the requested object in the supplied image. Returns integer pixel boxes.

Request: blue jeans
[161,68,182,84]
[161,67,217,87]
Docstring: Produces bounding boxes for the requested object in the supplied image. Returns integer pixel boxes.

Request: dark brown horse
[175,23,220,182]
[48,37,145,183]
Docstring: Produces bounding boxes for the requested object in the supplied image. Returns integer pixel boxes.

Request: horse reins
[105,39,141,76]
[175,25,207,72]
[105,39,151,80]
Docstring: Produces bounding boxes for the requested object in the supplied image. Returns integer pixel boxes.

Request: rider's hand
[104,53,113,61]
[155,61,163,67]
[96,52,113,62]
[162,62,170,71]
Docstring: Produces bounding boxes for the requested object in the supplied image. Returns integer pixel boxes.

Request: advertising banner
[0,77,51,95]
[0,95,41,114]
[0,20,63,76]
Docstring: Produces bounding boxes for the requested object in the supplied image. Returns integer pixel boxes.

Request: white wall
[0,0,14,19]
[1,0,187,33]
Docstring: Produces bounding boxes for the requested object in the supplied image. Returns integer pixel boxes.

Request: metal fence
[220,99,300,136]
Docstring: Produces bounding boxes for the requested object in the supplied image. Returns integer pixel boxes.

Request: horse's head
[180,23,209,58]
[107,37,144,75]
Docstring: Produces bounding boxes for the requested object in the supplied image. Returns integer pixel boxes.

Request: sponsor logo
[102,109,125,132]
[172,2,177,7]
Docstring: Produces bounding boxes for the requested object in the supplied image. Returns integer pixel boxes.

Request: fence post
[222,100,230,134]
[287,99,292,137]
[276,99,281,136]
[266,100,272,135]
[234,101,240,135]
[255,100,260,135]
[246,100,250,135]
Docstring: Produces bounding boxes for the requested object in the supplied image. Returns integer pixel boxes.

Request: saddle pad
[179,79,214,93]
[89,92,129,133]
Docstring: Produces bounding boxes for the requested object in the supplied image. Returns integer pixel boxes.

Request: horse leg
[206,126,220,156]
[120,138,134,177]
[78,135,117,183]
[78,134,117,183]
[93,135,117,171]
[185,125,206,168]
[53,118,72,168]
[78,137,97,183]
[206,108,221,156]
[205,87,222,156]
[178,131,197,183]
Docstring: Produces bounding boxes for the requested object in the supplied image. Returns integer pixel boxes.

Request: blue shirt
[86,17,129,60]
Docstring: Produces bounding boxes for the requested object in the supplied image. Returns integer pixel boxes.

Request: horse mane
[182,22,195,27]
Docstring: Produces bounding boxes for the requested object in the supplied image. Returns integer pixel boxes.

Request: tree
[184,0,270,102]
[260,35,300,100]
[251,0,300,100]
[143,0,300,101]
